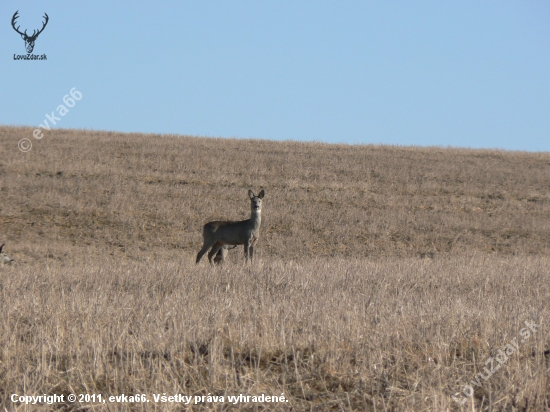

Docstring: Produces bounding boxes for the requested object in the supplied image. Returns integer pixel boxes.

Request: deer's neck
[250,210,262,229]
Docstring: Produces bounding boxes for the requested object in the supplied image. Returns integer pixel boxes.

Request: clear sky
[1,1,549,152]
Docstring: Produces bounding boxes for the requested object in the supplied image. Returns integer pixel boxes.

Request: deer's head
[248,190,264,212]
[12,11,49,53]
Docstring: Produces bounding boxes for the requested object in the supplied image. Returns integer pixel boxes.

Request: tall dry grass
[0,126,549,410]
[2,256,549,410]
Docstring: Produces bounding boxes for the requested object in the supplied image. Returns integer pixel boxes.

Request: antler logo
[11,10,49,53]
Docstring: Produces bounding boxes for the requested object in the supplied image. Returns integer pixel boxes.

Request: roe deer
[196,189,265,266]
[0,244,14,265]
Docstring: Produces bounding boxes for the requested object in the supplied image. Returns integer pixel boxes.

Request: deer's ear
[0,244,4,253]
[258,190,264,199]
[248,190,254,199]
[21,34,25,40]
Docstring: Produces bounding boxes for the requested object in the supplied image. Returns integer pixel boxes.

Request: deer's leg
[245,240,255,262]
[214,245,228,266]
[213,248,223,265]
[196,240,215,264]
[249,237,258,260]
[244,243,250,262]
[208,242,224,267]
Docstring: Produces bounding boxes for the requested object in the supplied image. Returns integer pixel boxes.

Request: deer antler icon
[12,11,49,53]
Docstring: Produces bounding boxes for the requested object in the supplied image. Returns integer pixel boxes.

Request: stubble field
[1,126,549,411]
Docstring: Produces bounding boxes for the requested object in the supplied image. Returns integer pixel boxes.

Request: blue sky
[1,1,549,151]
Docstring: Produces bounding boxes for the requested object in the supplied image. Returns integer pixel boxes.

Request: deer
[196,189,265,266]
[11,11,49,53]
[0,244,14,266]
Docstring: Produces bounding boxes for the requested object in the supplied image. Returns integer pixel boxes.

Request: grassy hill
[1,126,549,411]
[1,126,549,263]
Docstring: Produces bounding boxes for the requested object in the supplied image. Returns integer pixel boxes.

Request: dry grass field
[0,125,549,411]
